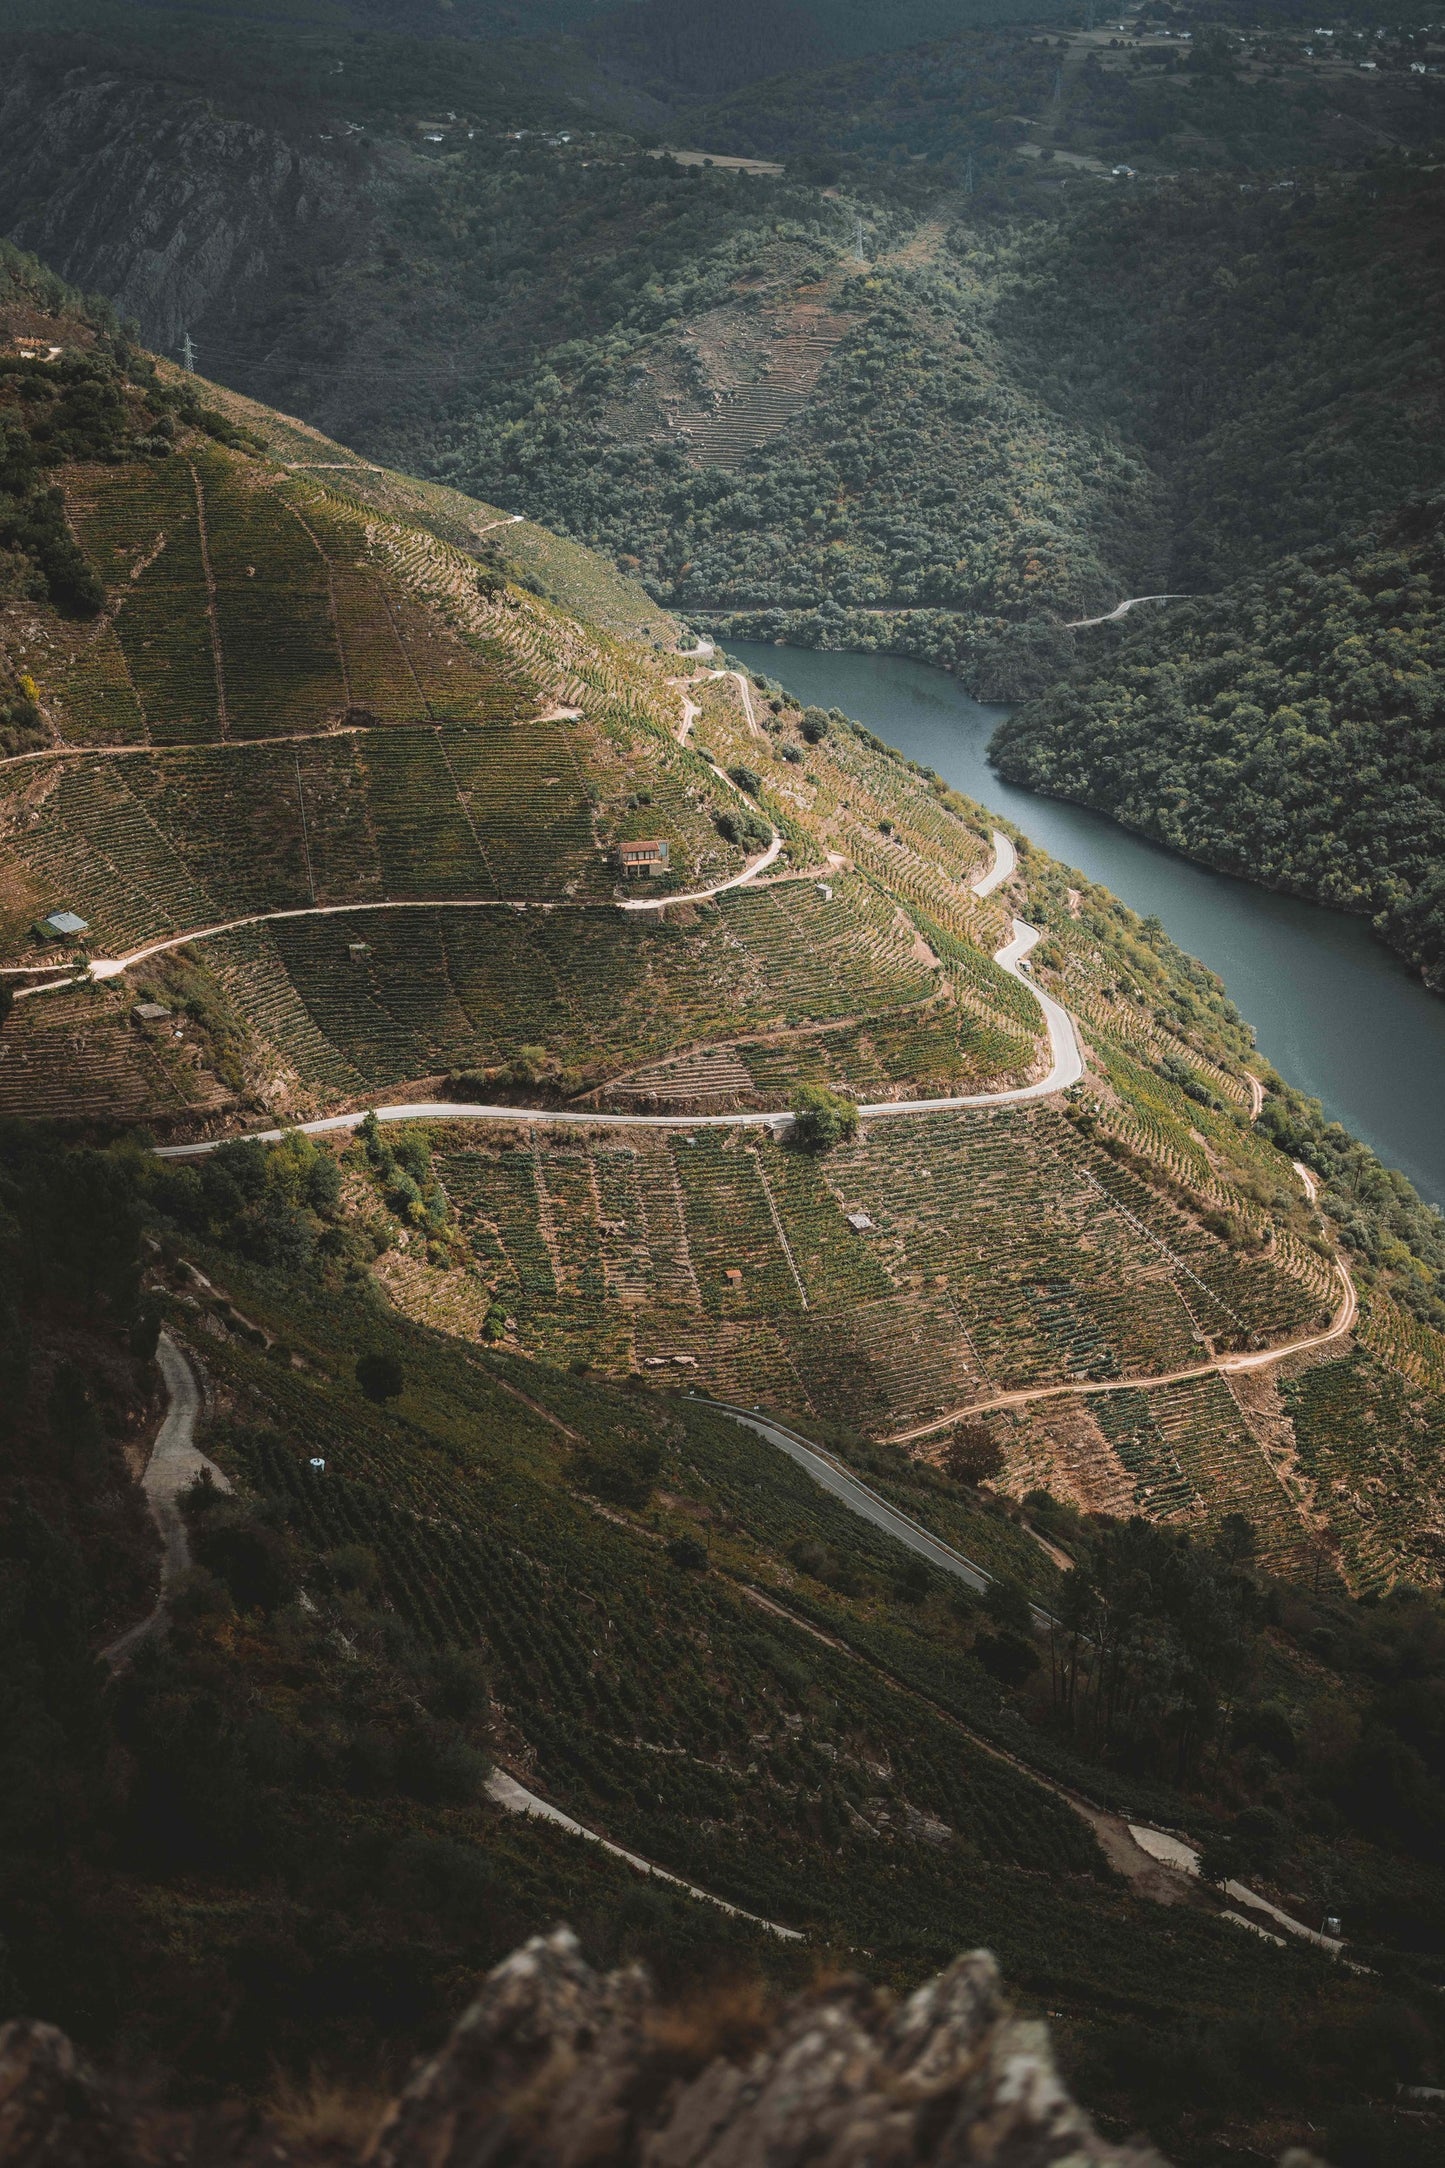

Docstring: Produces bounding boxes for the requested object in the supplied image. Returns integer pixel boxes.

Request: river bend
[729,641,1445,1211]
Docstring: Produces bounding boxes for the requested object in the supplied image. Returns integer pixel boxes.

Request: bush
[727,764,762,796]
[800,707,830,744]
[946,1423,1003,1486]
[192,1513,297,1616]
[355,1352,404,1404]
[974,1629,1041,1686]
[984,1575,1034,1635]
[573,1434,662,1510]
[787,1083,858,1154]
[667,1534,708,1570]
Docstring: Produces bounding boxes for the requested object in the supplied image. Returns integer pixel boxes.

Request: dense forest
[993,496,1445,986]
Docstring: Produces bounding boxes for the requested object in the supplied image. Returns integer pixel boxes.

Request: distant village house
[619,838,669,876]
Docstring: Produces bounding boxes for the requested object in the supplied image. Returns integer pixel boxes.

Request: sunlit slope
[2,309,1443,1597]
[167,363,679,648]
[0,400,1045,1117]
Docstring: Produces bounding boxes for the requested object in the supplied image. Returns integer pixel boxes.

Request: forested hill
[997,168,1445,593]
[991,495,1445,987]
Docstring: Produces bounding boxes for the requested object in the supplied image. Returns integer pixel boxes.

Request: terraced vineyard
[0,350,1437,1600]
[371,1102,1331,1460]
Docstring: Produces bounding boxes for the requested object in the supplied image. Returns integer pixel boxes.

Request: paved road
[149,920,1077,1159]
[971,827,1016,898]
[864,918,1083,1112]
[151,839,1077,1162]
[1065,594,1192,629]
[709,1401,1059,1628]
[101,1331,230,1668]
[485,1768,803,1938]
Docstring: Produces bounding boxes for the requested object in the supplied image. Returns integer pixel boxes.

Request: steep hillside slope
[1,268,1442,1612]
[7,1114,1445,2168]
[993,496,1445,990]
[2,272,1445,2165]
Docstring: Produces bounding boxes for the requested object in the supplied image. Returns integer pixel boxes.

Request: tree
[788,1083,858,1153]
[356,1351,405,1405]
[945,1422,1003,1486]
[984,1575,1034,1635]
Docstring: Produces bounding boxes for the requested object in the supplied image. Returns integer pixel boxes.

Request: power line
[180,328,197,372]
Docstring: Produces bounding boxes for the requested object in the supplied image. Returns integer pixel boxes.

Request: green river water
[729,640,1445,1211]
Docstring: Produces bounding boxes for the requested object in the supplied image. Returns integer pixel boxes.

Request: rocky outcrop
[1,1929,1335,2168]
[0,59,387,372]
[0,1930,1160,2168]
[0,2022,135,2168]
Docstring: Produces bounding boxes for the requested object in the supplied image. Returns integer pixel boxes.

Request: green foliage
[355,1351,405,1405]
[995,496,1445,989]
[787,1081,859,1153]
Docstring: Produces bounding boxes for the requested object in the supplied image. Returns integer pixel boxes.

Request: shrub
[727,764,762,796]
[787,1083,858,1154]
[984,1575,1034,1635]
[800,706,830,744]
[946,1423,1004,1486]
[974,1629,1041,1686]
[355,1351,404,1404]
[573,1434,662,1510]
[192,1513,297,1616]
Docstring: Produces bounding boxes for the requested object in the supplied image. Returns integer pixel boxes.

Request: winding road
[12,673,792,994]
[1064,594,1193,630]
[101,1330,230,1668]
[883,1256,1357,1447]
[484,1768,803,1939]
[150,851,1083,1160]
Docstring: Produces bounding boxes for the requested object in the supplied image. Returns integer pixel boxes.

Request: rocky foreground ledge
[0,1929,1320,2168]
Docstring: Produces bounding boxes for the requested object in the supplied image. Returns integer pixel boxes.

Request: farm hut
[846,1211,874,1233]
[723,1267,743,1287]
[619,838,669,876]
[349,942,373,964]
[35,910,88,942]
[132,1002,172,1023]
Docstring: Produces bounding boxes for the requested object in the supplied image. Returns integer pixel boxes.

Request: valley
[1,6,1444,2164]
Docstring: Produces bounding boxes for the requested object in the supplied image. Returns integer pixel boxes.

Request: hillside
[4,11,1443,705]
[992,496,1445,991]
[0,255,1441,1583]
[1,262,1445,2164]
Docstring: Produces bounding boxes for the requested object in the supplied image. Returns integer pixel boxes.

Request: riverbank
[727,640,1445,1210]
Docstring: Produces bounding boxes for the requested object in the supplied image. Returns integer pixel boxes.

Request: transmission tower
[1053,64,1064,100]
[854,216,867,262]
[964,152,975,194]
[180,329,197,373]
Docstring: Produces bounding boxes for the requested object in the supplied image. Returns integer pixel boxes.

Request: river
[728,640,1445,1210]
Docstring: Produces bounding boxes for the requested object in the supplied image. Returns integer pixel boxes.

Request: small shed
[723,1266,743,1287]
[348,942,373,964]
[35,909,88,942]
[132,1001,172,1023]
[620,838,669,875]
[846,1211,874,1233]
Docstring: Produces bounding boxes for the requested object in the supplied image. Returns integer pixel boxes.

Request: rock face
[0,1932,1161,2168]
[369,1929,1162,2168]
[0,62,372,358]
[0,2021,135,2168]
